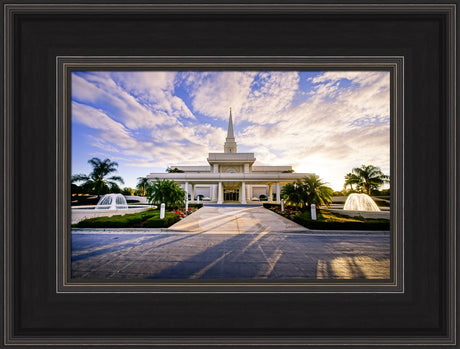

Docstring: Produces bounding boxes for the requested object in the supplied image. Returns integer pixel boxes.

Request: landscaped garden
[71,161,202,229]
[73,205,201,228]
[263,169,390,231]
[264,203,389,231]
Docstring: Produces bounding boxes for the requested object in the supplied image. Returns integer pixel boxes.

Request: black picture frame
[2,1,457,347]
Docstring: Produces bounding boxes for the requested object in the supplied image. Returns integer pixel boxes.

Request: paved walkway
[169,206,308,233]
[71,207,390,280]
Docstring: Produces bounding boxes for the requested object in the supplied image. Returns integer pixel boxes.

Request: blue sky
[71,70,390,191]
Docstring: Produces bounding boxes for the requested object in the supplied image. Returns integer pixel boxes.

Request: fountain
[72,193,156,224]
[343,193,380,212]
[95,193,128,210]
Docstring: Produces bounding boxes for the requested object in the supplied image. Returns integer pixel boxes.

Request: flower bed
[174,206,199,219]
[265,205,389,231]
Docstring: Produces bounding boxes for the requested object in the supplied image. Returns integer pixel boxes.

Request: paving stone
[71,206,390,280]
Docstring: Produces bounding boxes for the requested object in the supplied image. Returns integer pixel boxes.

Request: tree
[280,182,303,208]
[281,174,333,209]
[344,165,389,195]
[121,187,135,196]
[166,167,184,173]
[145,178,186,209]
[71,157,124,199]
[136,176,150,196]
[344,172,361,191]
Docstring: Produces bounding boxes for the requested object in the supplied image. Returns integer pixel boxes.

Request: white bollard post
[311,204,317,220]
[160,203,165,219]
[281,199,284,212]
[197,196,200,204]
[185,199,189,211]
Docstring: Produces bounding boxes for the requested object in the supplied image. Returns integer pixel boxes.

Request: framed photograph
[2,1,457,347]
[61,58,401,293]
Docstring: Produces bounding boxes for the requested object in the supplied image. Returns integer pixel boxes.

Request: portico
[147,108,312,204]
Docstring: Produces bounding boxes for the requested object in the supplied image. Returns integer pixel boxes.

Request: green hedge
[293,215,390,231]
[262,203,298,210]
[188,203,203,209]
[73,208,181,228]
[263,206,390,231]
[144,215,181,228]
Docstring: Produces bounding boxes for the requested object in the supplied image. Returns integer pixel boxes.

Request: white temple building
[147,109,313,205]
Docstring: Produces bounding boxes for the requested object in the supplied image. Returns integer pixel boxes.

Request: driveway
[71,206,390,280]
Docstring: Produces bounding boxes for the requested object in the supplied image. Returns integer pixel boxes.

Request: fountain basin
[343,193,381,212]
[95,193,128,210]
[72,194,156,224]
[326,208,390,220]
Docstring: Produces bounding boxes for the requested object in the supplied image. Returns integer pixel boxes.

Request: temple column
[241,182,247,204]
[211,185,217,201]
[184,181,189,201]
[191,184,195,202]
[217,182,223,204]
[269,184,273,203]
[276,182,281,202]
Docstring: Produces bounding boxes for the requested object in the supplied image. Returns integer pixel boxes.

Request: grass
[72,208,181,228]
[294,209,390,231]
[264,202,389,230]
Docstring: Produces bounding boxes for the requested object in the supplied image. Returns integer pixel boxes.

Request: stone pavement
[71,206,390,280]
[169,206,309,233]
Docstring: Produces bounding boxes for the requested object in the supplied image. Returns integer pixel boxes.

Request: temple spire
[227,107,235,139]
[224,107,237,153]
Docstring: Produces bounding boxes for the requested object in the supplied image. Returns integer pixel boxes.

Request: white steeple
[224,107,237,153]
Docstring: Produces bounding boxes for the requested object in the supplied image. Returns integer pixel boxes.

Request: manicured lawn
[294,209,390,230]
[264,204,389,231]
[72,208,182,228]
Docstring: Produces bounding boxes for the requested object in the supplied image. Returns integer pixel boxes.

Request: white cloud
[181,71,300,125]
[232,71,390,189]
[72,70,390,189]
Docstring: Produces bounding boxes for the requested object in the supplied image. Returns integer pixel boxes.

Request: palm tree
[281,182,303,208]
[301,174,334,208]
[145,178,186,209]
[136,176,150,196]
[344,172,361,191]
[71,157,124,199]
[281,174,333,210]
[344,165,389,195]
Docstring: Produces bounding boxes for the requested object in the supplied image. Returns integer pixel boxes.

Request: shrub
[259,194,268,201]
[144,217,165,228]
[293,215,389,230]
[76,215,126,228]
[263,203,298,211]
[164,215,181,226]
[293,209,390,230]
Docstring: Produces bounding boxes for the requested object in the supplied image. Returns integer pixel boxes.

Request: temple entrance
[224,189,239,201]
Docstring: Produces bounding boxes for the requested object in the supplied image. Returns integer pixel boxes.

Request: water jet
[343,193,380,212]
[95,193,128,210]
